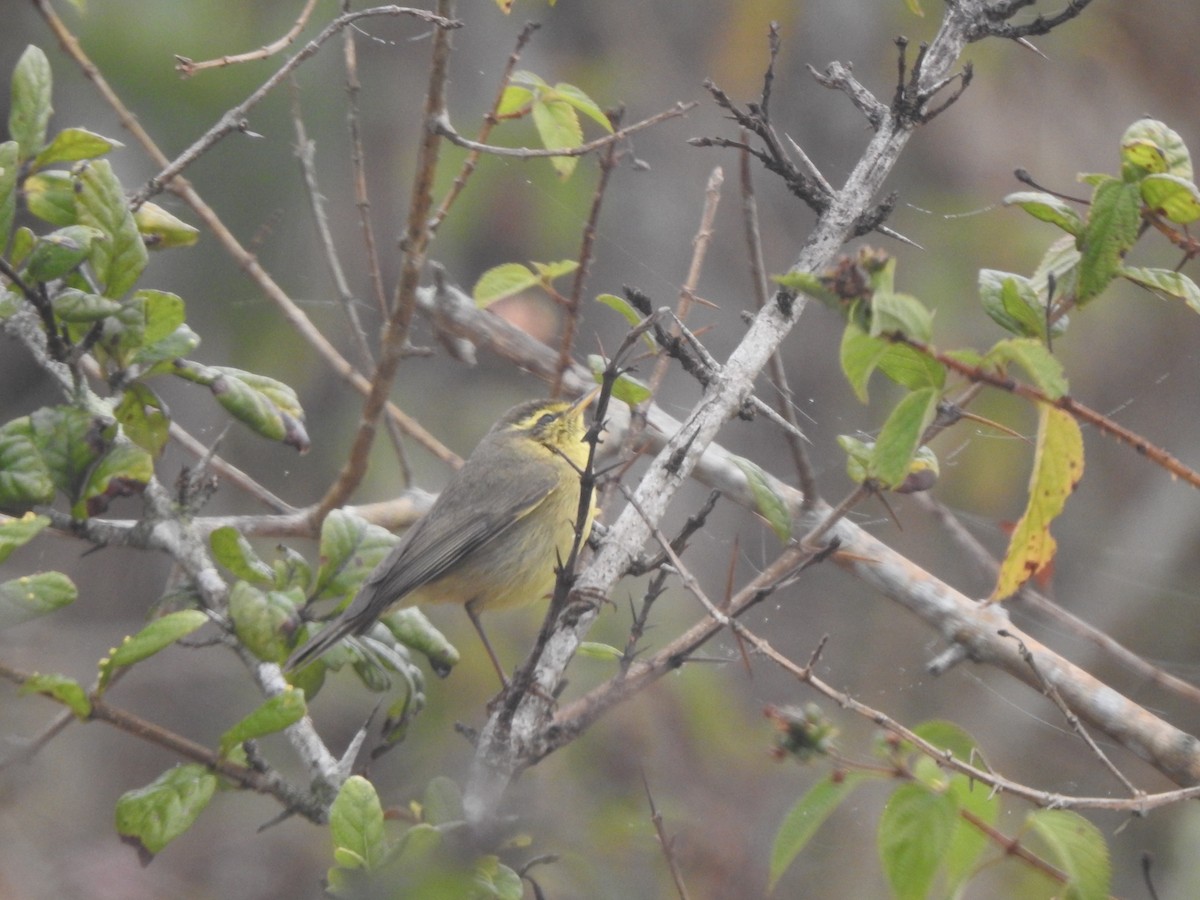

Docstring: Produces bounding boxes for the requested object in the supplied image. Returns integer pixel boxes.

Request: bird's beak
[570,384,603,416]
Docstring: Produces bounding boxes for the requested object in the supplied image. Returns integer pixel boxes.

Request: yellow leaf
[495,0,514,12]
[991,406,1083,602]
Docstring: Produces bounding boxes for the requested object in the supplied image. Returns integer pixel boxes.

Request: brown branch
[0,660,325,821]
[311,0,457,525]
[290,84,412,483]
[429,21,541,236]
[550,116,622,399]
[175,0,320,77]
[133,5,462,206]
[896,334,1200,489]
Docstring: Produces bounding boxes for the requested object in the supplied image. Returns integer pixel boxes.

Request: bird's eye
[536,412,556,428]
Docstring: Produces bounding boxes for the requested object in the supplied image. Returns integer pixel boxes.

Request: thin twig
[915,493,1200,708]
[134,5,461,205]
[0,660,326,822]
[311,0,457,525]
[896,333,1200,489]
[433,102,695,160]
[429,21,541,235]
[551,113,623,398]
[1001,630,1143,797]
[642,772,693,900]
[175,0,321,77]
[646,167,724,397]
[340,3,390,321]
[737,626,1192,814]
[738,139,820,506]
[291,83,412,481]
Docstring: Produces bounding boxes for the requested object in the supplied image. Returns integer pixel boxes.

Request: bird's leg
[466,600,509,689]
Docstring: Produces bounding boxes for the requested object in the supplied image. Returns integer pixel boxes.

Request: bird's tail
[285,615,358,672]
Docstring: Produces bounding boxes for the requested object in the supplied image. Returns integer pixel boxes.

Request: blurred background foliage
[3,1,1200,897]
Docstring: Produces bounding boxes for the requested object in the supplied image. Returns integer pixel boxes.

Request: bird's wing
[361,474,555,607]
[285,436,563,672]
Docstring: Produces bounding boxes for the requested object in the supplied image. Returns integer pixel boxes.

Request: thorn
[1015,37,1049,60]
[875,224,925,250]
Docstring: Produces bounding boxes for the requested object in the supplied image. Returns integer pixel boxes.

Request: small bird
[286,389,599,683]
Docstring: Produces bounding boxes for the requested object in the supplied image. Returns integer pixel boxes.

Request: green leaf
[33,127,123,169]
[473,262,539,308]
[876,343,945,392]
[228,582,301,663]
[0,571,77,628]
[868,291,933,342]
[944,775,997,894]
[877,783,958,900]
[1122,118,1192,180]
[11,225,35,267]
[869,387,939,489]
[24,225,106,282]
[596,292,657,350]
[74,159,148,298]
[313,509,399,603]
[496,84,533,117]
[23,170,77,226]
[986,337,1068,399]
[113,383,170,457]
[210,526,276,585]
[1139,173,1200,224]
[9,46,53,162]
[99,609,209,690]
[0,289,21,320]
[1026,809,1111,900]
[773,270,846,309]
[19,672,92,718]
[474,855,524,900]
[531,95,583,179]
[732,457,792,543]
[218,687,306,757]
[531,259,579,282]
[51,287,123,323]
[1120,265,1200,315]
[1077,177,1141,305]
[33,406,112,499]
[75,441,153,518]
[0,512,50,564]
[551,82,613,132]
[979,270,1050,339]
[837,434,873,486]
[577,640,624,661]
[839,322,890,403]
[991,406,1084,601]
[1031,236,1078,332]
[1120,138,1168,178]
[133,201,200,249]
[1003,191,1084,236]
[0,140,19,248]
[422,775,465,827]
[174,362,309,452]
[910,720,981,765]
[0,417,55,507]
[768,773,866,892]
[382,608,459,676]
[115,765,218,860]
[587,354,652,406]
[330,775,386,871]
